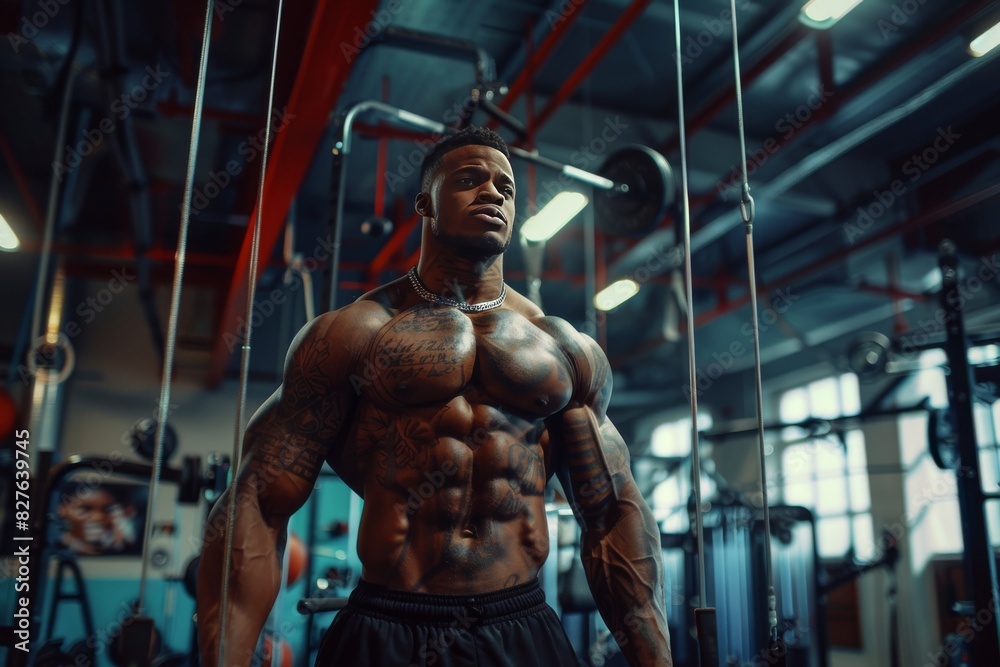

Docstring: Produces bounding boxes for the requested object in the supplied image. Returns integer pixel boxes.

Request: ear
[414,191,433,219]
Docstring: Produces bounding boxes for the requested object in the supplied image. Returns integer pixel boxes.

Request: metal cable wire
[673,0,707,610]
[729,0,777,640]
[219,0,286,662]
[30,67,79,372]
[137,0,214,614]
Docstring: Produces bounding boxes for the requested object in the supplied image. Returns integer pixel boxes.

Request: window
[649,413,714,534]
[778,374,875,560]
[902,346,1000,569]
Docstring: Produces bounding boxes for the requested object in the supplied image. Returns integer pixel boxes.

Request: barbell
[507,143,675,238]
[341,103,676,241]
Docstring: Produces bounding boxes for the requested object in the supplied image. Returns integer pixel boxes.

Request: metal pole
[939,239,1000,665]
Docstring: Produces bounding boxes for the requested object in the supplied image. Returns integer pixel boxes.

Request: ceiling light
[520,192,588,243]
[0,212,20,251]
[969,20,1000,57]
[799,0,864,29]
[594,279,639,311]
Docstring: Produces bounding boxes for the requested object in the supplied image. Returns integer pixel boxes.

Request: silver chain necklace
[407,267,506,312]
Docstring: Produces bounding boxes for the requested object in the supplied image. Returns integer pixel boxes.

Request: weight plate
[129,417,178,463]
[594,146,674,238]
[846,331,891,382]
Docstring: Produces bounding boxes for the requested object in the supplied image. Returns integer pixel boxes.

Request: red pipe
[661,25,811,156]
[374,76,390,218]
[18,241,370,273]
[403,245,421,270]
[532,0,652,133]
[367,212,420,286]
[156,96,261,124]
[611,0,995,267]
[356,119,437,281]
[206,0,382,389]
[491,0,591,122]
[354,123,437,142]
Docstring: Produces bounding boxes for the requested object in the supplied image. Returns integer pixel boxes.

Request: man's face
[60,489,122,543]
[418,144,516,257]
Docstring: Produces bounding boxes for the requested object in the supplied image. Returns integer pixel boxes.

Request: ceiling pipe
[531,0,653,134]
[610,27,1000,281]
[611,179,1000,369]
[491,0,590,123]
[327,100,440,310]
[366,25,497,86]
[206,0,382,389]
[612,0,996,268]
[660,24,812,157]
[345,28,506,285]
[93,0,166,365]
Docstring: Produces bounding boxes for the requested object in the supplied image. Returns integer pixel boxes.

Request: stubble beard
[431,217,511,259]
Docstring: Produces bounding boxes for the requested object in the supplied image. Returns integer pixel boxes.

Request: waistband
[346,578,547,626]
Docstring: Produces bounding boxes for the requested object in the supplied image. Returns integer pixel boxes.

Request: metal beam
[612,0,996,272]
[610,0,1000,279]
[611,180,1000,369]
[660,24,811,156]
[205,0,381,388]
[492,0,591,123]
[531,0,652,133]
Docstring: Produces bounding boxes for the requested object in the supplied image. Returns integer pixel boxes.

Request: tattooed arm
[548,325,672,667]
[198,311,358,666]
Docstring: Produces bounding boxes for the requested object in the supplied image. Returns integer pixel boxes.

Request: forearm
[581,489,672,667]
[197,483,284,667]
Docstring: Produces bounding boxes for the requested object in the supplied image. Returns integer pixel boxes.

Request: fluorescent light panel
[0,212,19,251]
[800,0,864,28]
[594,279,639,311]
[969,20,1000,57]
[520,192,588,243]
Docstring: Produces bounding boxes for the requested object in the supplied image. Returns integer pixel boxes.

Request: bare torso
[328,286,578,594]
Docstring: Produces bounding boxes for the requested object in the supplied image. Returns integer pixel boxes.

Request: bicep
[553,406,634,529]
[239,316,357,522]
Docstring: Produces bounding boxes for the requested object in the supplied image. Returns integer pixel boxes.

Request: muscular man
[198,126,672,666]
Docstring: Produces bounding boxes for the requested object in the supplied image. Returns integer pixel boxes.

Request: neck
[415,251,504,305]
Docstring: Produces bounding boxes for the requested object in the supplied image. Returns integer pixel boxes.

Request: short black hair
[419,126,510,192]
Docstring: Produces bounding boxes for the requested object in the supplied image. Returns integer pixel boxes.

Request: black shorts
[315,578,581,666]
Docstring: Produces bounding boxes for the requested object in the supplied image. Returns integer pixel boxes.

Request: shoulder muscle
[534,316,612,416]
